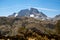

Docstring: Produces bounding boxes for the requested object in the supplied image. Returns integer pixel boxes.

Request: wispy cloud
[34,7,60,12]
[0,6,60,12]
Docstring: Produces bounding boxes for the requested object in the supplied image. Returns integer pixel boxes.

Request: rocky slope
[0,17,60,40]
[0,17,56,36]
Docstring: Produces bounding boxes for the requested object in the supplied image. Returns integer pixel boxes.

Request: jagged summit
[17,9,30,17]
[8,8,47,20]
[30,8,39,14]
[8,8,60,21]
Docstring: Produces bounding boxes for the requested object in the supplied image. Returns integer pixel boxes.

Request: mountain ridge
[8,8,60,21]
[9,8,47,19]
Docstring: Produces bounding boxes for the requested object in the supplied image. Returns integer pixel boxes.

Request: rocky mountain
[0,13,60,40]
[8,8,60,21]
[53,14,60,21]
[9,8,47,20]
[55,14,60,17]
[8,13,17,17]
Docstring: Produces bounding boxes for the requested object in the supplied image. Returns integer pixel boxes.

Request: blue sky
[0,0,60,17]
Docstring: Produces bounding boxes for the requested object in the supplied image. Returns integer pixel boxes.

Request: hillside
[0,17,60,40]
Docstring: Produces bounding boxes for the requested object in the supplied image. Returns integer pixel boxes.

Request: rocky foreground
[0,17,60,40]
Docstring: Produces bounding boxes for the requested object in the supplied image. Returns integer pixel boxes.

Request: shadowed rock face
[18,9,30,17]
[30,8,39,14]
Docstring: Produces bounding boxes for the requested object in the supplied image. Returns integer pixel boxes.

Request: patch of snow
[34,16,39,18]
[42,18,45,20]
[47,17,51,19]
[30,14,35,17]
[15,13,18,17]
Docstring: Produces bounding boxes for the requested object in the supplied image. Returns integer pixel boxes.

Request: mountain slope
[0,17,56,36]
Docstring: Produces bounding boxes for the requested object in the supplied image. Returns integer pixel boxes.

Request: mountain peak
[55,14,60,18]
[52,14,60,21]
[30,8,39,14]
[8,8,47,20]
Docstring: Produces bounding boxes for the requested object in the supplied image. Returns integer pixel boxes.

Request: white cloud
[34,7,60,12]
